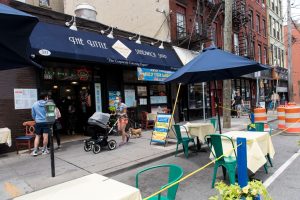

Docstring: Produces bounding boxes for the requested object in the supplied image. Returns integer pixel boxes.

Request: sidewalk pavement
[0,112,278,199]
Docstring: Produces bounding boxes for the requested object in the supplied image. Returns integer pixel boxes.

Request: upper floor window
[256,14,260,33]
[279,1,282,17]
[258,44,262,63]
[273,19,276,37]
[39,0,50,7]
[262,19,266,37]
[211,23,217,45]
[269,15,272,36]
[263,47,267,64]
[271,0,275,10]
[176,6,187,39]
[249,10,254,29]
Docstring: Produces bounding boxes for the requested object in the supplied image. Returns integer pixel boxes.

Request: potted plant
[209,180,272,200]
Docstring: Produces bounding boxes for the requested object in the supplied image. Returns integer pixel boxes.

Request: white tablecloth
[0,128,12,147]
[14,174,142,200]
[221,131,275,173]
[185,122,214,142]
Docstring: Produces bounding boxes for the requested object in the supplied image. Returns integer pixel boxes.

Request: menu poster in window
[108,91,121,107]
[150,96,167,104]
[14,89,37,110]
[124,89,136,107]
[139,98,147,105]
[94,83,102,112]
[137,86,147,96]
[151,114,172,144]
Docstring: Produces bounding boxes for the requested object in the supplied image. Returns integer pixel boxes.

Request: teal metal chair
[210,118,217,132]
[135,164,184,200]
[204,134,237,188]
[246,122,273,173]
[247,122,272,134]
[172,124,196,158]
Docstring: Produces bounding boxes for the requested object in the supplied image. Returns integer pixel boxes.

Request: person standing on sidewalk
[31,92,50,156]
[232,91,244,118]
[116,97,129,145]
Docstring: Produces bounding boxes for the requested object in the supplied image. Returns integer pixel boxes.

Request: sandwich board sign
[150,114,172,145]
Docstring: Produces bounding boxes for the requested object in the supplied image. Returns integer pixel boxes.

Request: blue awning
[0,3,39,70]
[30,22,182,71]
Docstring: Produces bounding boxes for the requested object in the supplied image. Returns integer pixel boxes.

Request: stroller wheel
[93,144,101,154]
[108,140,117,150]
[84,141,93,152]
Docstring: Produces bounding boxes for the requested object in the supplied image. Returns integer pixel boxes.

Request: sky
[282,0,300,23]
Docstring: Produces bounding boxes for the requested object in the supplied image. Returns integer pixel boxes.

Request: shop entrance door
[46,81,91,135]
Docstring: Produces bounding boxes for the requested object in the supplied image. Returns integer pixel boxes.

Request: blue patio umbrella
[0,3,40,70]
[165,46,270,134]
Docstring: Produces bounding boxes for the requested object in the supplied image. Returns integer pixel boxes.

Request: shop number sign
[151,114,172,144]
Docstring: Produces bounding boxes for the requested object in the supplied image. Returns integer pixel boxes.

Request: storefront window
[123,69,139,83]
[188,83,209,109]
[150,85,167,104]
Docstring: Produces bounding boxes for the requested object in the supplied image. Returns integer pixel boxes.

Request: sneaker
[42,148,49,155]
[57,145,61,150]
[31,150,38,156]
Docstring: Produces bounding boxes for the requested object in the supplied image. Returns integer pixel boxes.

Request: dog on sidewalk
[129,128,142,138]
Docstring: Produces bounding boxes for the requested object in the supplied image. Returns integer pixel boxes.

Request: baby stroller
[84,112,117,154]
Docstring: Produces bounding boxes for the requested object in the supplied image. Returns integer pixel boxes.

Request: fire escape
[174,0,224,51]
[232,0,255,60]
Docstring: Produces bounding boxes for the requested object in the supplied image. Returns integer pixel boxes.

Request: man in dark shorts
[31,92,50,156]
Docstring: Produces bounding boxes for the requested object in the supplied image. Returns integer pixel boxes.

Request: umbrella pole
[170,83,181,124]
[167,83,181,144]
[214,80,222,134]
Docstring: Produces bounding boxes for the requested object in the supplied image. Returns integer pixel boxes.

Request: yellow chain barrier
[143,105,300,200]
[143,143,242,200]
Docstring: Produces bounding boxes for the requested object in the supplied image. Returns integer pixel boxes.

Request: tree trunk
[222,0,233,128]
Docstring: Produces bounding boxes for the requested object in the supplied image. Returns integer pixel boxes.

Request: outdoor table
[221,131,275,173]
[14,173,142,200]
[0,128,12,147]
[185,122,214,151]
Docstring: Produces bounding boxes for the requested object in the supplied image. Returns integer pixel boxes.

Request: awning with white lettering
[30,22,182,71]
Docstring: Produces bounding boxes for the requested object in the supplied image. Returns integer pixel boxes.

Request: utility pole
[287,0,294,102]
[223,0,233,128]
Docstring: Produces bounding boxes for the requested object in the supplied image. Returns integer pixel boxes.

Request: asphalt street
[111,127,300,200]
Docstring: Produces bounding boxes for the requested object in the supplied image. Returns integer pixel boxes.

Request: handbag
[54,120,62,130]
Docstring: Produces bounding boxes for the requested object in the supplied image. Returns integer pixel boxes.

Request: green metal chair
[172,124,196,158]
[247,122,272,134]
[204,134,237,188]
[135,164,184,200]
[246,122,273,173]
[210,118,217,132]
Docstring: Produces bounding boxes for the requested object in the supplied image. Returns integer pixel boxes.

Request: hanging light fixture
[159,41,164,49]
[135,35,141,44]
[129,33,141,44]
[107,27,114,39]
[65,16,77,31]
[100,27,114,38]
